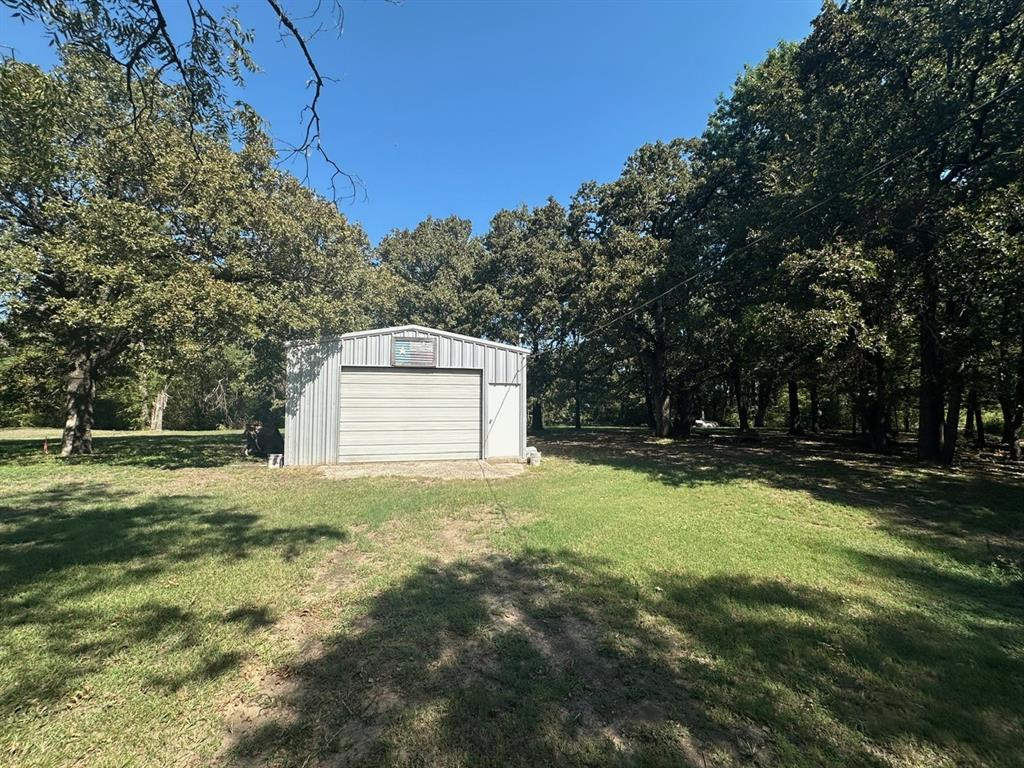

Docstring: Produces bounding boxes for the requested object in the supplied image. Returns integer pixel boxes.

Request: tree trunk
[642,307,672,438]
[651,382,671,437]
[641,356,671,436]
[809,380,819,433]
[964,389,977,439]
[787,379,804,435]
[672,386,693,437]
[731,358,750,432]
[863,356,889,452]
[641,364,657,430]
[999,396,1015,445]
[969,390,987,449]
[148,384,169,431]
[996,362,1024,460]
[1002,331,1024,460]
[918,242,944,462]
[966,387,987,450]
[531,400,544,432]
[997,348,1024,456]
[863,400,887,451]
[862,394,886,451]
[995,397,1019,462]
[61,352,96,457]
[573,384,582,430]
[940,379,963,467]
[754,379,772,428]
[712,386,728,423]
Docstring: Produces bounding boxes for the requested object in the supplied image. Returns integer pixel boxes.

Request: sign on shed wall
[392,337,437,367]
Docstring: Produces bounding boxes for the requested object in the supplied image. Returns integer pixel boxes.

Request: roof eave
[289,324,531,354]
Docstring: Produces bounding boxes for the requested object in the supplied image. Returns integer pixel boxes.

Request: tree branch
[264,0,361,203]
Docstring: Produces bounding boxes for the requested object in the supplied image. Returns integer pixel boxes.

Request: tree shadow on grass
[534,429,1024,571]
[222,549,751,768]
[655,566,1024,767]
[0,431,244,469]
[0,482,347,716]
[220,545,1024,767]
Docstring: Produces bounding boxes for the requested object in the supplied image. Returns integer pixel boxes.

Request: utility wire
[480,74,1024,458]
[562,76,1024,347]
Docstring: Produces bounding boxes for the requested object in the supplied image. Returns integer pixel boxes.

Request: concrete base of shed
[319,459,525,481]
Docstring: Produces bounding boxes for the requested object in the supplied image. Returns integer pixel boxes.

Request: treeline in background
[1,0,1022,465]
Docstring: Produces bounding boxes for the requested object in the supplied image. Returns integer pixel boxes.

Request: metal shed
[284,325,530,465]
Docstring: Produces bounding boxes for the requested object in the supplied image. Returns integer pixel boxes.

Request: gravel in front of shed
[319,459,526,481]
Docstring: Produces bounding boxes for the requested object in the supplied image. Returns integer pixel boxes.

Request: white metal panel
[486,384,520,458]
[284,340,342,465]
[341,324,528,352]
[521,364,528,457]
[338,325,525,386]
[339,368,481,462]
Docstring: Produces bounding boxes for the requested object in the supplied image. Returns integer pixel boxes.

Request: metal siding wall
[487,346,524,385]
[521,365,528,458]
[340,328,524,385]
[285,339,341,465]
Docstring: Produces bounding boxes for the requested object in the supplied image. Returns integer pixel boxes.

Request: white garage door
[339,368,482,461]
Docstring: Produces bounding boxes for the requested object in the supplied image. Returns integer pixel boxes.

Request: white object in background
[268,453,284,468]
[525,446,541,466]
[486,383,521,458]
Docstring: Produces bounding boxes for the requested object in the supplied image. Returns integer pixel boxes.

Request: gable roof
[336,324,531,354]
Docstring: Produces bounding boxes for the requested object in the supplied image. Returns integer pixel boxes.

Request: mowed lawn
[1,428,1023,767]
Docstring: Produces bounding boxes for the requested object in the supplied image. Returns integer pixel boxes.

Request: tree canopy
[2,0,1023,466]
[0,51,372,453]
[1,0,357,197]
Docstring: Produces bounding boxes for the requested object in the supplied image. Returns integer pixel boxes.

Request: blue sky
[2,0,819,243]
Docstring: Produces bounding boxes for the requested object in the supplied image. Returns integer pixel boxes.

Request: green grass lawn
[1,428,1022,767]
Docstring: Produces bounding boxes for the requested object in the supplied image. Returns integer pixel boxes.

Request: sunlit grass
[1,428,1021,767]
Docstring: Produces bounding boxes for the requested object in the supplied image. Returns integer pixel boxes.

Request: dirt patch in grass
[216,509,751,767]
[319,459,526,482]
[217,508,518,764]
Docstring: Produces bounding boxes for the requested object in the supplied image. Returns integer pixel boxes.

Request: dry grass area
[319,459,526,482]
[217,507,750,768]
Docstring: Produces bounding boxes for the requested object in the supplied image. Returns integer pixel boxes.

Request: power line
[570,76,1024,345]
[480,74,1023,471]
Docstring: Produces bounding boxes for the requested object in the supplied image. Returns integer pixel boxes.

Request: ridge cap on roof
[289,324,530,354]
